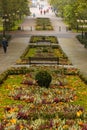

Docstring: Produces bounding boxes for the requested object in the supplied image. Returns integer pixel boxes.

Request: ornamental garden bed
[18,45,71,65]
[0,66,87,129]
[29,36,58,44]
[35,18,53,30]
[16,35,71,65]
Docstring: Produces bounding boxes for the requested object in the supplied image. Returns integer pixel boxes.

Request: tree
[0,0,30,30]
[49,0,87,29]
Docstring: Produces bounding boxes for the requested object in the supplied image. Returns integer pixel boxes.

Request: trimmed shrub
[35,70,52,88]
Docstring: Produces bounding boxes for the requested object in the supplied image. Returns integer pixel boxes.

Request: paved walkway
[0,5,87,77]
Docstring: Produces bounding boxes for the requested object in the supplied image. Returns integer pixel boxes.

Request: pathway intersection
[0,6,87,77]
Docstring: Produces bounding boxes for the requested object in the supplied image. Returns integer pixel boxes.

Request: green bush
[35,70,52,88]
[76,35,87,46]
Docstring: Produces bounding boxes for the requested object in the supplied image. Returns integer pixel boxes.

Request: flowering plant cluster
[0,66,87,129]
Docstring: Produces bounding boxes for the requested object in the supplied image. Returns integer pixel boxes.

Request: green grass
[25,48,36,58]
[0,75,24,119]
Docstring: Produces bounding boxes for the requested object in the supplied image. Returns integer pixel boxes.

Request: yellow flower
[76,110,83,117]
[10,118,16,124]
[63,125,69,129]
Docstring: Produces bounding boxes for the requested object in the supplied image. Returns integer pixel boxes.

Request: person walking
[40,10,42,15]
[33,13,35,17]
[2,37,8,53]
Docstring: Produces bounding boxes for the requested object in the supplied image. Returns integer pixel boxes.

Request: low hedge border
[0,66,87,84]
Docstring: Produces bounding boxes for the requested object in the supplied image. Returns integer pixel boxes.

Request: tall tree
[0,0,30,30]
[49,0,87,29]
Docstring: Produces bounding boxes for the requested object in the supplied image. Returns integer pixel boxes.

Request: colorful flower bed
[22,46,71,65]
[20,46,71,65]
[35,18,53,30]
[17,39,71,65]
[29,36,58,44]
[0,66,87,129]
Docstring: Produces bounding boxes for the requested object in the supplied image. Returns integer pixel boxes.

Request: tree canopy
[49,0,87,28]
[0,0,30,30]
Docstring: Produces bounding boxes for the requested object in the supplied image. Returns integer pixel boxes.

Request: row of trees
[0,0,30,31]
[49,0,87,29]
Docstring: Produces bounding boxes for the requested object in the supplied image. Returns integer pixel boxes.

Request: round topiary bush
[35,70,52,88]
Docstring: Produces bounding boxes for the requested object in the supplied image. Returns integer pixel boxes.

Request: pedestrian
[40,10,42,15]
[59,26,61,31]
[30,26,32,31]
[33,13,35,17]
[44,10,46,15]
[2,37,8,53]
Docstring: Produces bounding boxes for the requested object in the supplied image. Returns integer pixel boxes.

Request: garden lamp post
[77,19,84,39]
[75,13,78,32]
[2,14,9,37]
[77,19,80,32]
[80,20,84,39]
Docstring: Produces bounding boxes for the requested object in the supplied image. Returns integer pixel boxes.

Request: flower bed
[18,45,71,65]
[17,35,71,65]
[0,66,87,129]
[29,36,58,44]
[35,18,53,30]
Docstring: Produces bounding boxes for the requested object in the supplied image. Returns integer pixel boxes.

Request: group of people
[1,37,8,53]
[40,8,49,15]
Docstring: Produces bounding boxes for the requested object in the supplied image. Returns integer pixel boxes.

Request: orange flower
[78,121,84,126]
[9,108,16,113]
[74,95,78,100]
[20,125,24,130]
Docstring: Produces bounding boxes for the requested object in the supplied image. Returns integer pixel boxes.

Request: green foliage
[49,0,87,29]
[25,48,36,58]
[35,70,52,88]
[0,0,30,30]
[76,35,87,47]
